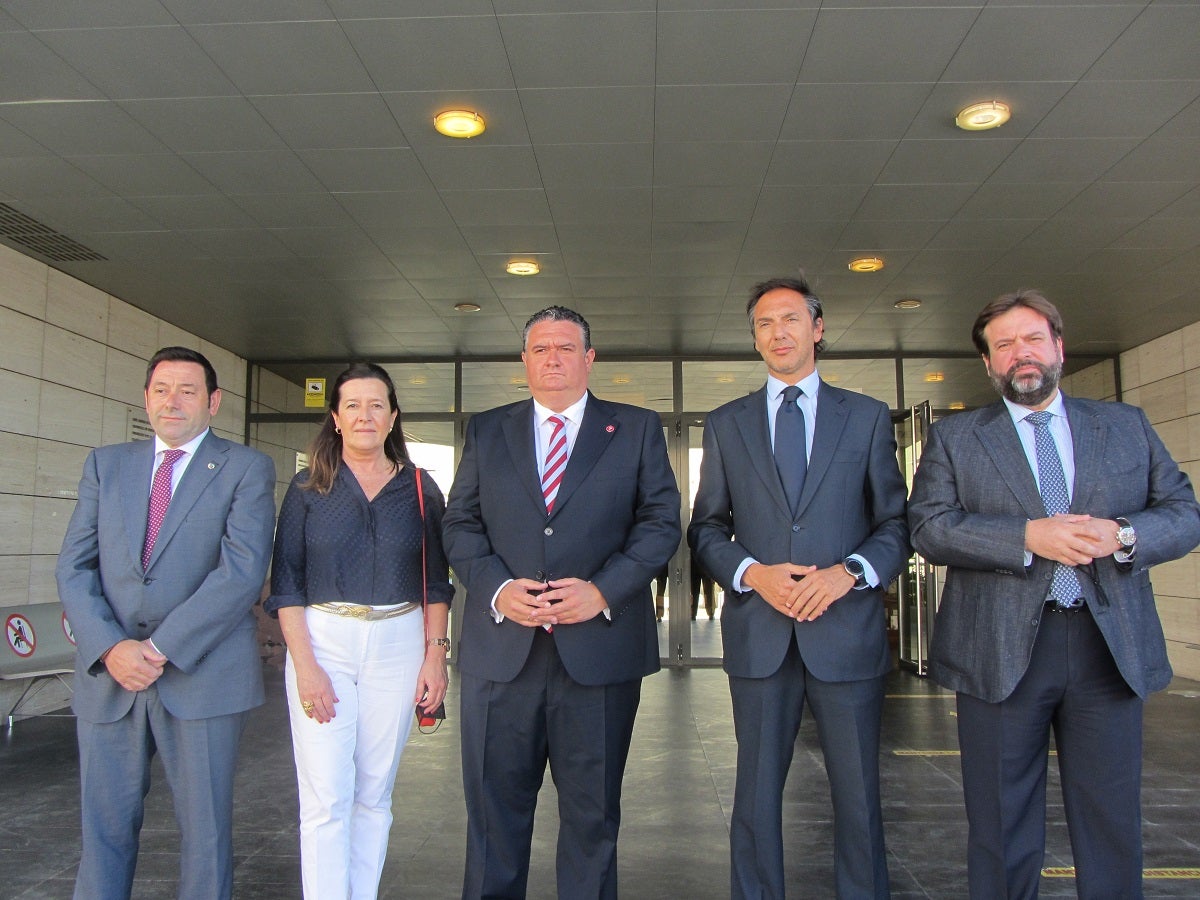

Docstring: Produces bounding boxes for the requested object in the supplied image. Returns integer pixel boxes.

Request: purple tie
[143,448,185,568]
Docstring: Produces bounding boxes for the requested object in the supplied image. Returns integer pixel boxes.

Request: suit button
[792,524,800,532]
[143,577,153,585]
[137,622,148,628]
[544,527,554,536]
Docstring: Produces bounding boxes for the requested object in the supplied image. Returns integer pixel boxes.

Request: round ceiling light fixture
[434,109,486,138]
[848,256,884,273]
[453,302,481,313]
[505,259,540,276]
[894,298,922,310]
[955,100,1010,131]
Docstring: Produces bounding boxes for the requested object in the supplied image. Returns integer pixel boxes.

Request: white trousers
[285,606,424,900]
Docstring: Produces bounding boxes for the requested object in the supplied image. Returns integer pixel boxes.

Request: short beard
[989,358,1061,407]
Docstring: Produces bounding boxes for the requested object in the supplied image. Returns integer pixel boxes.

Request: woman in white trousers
[268,363,452,898]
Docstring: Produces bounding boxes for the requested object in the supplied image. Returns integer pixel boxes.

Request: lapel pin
[207,462,216,469]
[606,424,615,433]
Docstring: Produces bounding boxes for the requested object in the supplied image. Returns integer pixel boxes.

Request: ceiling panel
[655,10,814,85]
[943,5,1142,82]
[185,22,375,95]
[499,12,656,89]
[36,26,239,99]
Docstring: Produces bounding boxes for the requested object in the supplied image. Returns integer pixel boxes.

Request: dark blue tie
[1026,411,1082,608]
[775,385,807,513]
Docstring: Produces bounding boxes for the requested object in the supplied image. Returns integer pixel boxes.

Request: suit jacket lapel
[552,392,617,516]
[121,441,155,572]
[145,433,225,572]
[501,400,545,512]
[1065,397,1105,511]
[795,382,848,517]
[732,387,792,521]
[975,402,1046,520]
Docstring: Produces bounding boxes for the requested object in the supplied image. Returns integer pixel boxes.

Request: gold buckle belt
[311,601,420,621]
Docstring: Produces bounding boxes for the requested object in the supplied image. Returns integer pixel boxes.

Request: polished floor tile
[3,664,1199,898]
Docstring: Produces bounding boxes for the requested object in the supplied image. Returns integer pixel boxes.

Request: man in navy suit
[689,276,910,899]
[909,290,1200,897]
[56,347,276,900]
[444,306,680,900]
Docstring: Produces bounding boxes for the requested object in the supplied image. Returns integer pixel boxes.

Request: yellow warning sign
[304,378,326,408]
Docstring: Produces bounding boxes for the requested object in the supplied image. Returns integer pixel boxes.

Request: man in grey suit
[908,290,1200,898]
[56,346,276,900]
[444,306,680,899]
[689,276,910,899]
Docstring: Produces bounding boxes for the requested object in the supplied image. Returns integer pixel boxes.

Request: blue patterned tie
[775,385,807,513]
[1025,411,1082,607]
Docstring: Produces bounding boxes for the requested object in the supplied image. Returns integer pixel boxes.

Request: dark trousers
[728,637,889,900]
[957,606,1144,899]
[460,629,642,900]
[75,688,246,900]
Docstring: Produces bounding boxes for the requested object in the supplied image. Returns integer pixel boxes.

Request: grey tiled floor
[3,664,1199,898]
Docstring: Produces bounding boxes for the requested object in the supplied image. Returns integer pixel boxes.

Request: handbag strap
[414,465,428,643]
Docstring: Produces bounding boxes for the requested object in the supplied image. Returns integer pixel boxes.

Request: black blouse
[265,464,453,615]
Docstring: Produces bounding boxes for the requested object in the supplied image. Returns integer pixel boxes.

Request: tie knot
[162,448,185,465]
[782,385,803,404]
[1025,411,1052,428]
[547,415,565,432]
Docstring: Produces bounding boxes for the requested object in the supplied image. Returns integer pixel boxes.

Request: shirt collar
[766,369,821,403]
[534,392,588,427]
[1003,391,1067,427]
[153,428,209,458]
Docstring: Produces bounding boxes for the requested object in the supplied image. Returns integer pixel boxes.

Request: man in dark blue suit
[689,277,910,899]
[443,306,681,900]
[909,290,1200,897]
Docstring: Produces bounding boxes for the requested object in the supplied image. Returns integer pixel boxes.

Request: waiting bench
[0,601,76,730]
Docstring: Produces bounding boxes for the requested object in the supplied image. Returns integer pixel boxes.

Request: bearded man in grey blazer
[909,290,1200,898]
[56,346,276,900]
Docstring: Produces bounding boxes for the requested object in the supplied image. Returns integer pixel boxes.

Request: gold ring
[301,700,315,712]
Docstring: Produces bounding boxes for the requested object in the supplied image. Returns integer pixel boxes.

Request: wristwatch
[428,637,451,653]
[842,557,867,589]
[1115,517,1137,552]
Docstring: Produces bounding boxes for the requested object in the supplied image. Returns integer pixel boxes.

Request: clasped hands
[497,577,608,627]
[1025,514,1121,566]
[104,638,166,692]
[744,562,855,622]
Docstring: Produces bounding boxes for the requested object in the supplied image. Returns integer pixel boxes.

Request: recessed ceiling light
[894,298,922,310]
[848,257,884,273]
[434,109,486,138]
[955,100,1010,131]
[924,372,945,383]
[716,374,735,384]
[949,401,966,410]
[505,259,540,276]
[611,375,631,385]
[409,375,427,385]
[454,302,481,312]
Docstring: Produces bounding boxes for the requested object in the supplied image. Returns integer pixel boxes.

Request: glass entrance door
[654,415,725,666]
[896,402,940,675]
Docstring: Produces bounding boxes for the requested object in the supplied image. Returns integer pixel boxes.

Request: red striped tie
[541,415,567,513]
